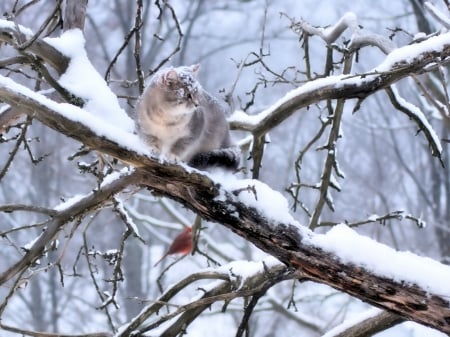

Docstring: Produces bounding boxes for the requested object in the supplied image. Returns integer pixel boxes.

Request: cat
[136,64,239,170]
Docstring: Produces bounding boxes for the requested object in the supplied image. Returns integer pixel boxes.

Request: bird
[153,226,192,267]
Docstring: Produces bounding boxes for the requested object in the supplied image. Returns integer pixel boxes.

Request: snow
[150,64,200,87]
[0,19,33,36]
[309,224,450,297]
[211,171,300,226]
[100,167,135,187]
[375,32,450,72]
[0,75,150,156]
[367,214,379,222]
[389,86,442,154]
[229,31,450,149]
[53,168,135,212]
[228,75,346,128]
[114,196,142,239]
[44,29,135,132]
[22,232,44,251]
[214,256,281,289]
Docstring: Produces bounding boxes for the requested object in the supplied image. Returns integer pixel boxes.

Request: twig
[385,86,443,165]
[0,323,111,337]
[133,0,145,94]
[150,0,184,75]
[0,204,57,216]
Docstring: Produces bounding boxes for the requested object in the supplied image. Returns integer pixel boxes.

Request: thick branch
[1,39,450,334]
[229,33,450,159]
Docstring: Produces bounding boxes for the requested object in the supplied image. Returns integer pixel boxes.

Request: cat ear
[190,64,200,77]
[163,69,178,85]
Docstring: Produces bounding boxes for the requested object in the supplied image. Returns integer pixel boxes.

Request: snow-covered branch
[117,259,289,336]
[229,32,450,160]
[1,46,450,332]
[0,168,140,286]
[290,12,394,53]
[0,20,69,74]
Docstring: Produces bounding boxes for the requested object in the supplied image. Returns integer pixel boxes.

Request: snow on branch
[322,309,403,337]
[0,19,68,75]
[2,55,450,332]
[2,15,450,334]
[289,12,394,54]
[116,258,287,336]
[0,168,140,286]
[229,31,450,161]
[385,86,442,161]
[43,29,134,130]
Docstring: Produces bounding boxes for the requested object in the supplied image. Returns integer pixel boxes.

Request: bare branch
[425,1,450,29]
[0,323,111,337]
[63,0,88,31]
[324,310,403,337]
[0,203,57,216]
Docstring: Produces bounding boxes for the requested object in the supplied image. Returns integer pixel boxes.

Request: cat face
[158,64,201,110]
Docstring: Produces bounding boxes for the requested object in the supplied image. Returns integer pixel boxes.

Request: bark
[63,0,88,31]
[331,311,404,337]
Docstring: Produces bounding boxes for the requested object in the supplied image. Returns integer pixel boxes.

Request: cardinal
[153,226,192,266]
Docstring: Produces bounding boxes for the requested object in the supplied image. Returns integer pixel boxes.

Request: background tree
[1,1,450,336]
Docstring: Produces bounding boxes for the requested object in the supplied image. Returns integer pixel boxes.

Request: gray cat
[136,64,239,170]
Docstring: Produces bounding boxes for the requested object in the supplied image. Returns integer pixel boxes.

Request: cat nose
[191,96,199,107]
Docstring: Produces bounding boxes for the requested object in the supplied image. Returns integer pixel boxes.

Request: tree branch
[0,169,141,286]
[324,310,404,337]
[2,28,450,335]
[229,32,450,161]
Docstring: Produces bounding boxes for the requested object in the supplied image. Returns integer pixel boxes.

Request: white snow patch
[44,29,134,132]
[211,171,300,226]
[229,75,346,128]
[390,86,442,153]
[0,19,33,36]
[367,214,379,222]
[215,256,282,289]
[100,167,135,187]
[375,32,450,72]
[53,168,136,212]
[114,196,142,239]
[0,75,150,156]
[22,232,44,251]
[309,224,450,297]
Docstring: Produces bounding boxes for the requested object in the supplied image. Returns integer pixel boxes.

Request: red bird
[153,226,192,266]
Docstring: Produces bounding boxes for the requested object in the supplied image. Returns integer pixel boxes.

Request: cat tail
[189,147,240,170]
